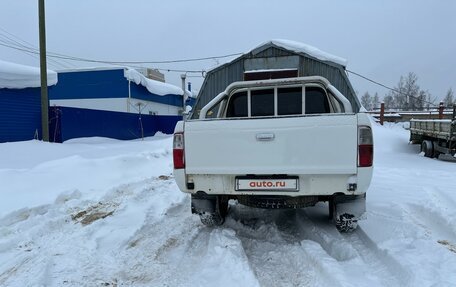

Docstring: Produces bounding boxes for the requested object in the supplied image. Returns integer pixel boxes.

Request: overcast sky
[1,0,455,101]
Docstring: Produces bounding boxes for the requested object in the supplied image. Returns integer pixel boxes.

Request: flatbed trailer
[410,106,456,161]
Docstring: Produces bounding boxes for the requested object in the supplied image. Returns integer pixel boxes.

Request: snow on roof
[0,59,58,89]
[255,39,348,67]
[56,66,123,73]
[124,68,183,96]
[185,89,196,99]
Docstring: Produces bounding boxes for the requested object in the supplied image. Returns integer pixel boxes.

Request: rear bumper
[174,167,372,197]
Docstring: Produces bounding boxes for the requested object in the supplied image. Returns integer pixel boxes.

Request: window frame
[304,83,335,114]
[223,83,338,119]
[277,85,305,116]
[249,87,275,117]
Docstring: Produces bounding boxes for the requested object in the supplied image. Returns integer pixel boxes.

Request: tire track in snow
[0,256,33,286]
[119,198,260,286]
[225,205,343,287]
[227,204,409,287]
[425,186,456,215]
[405,203,456,242]
[294,208,411,287]
[404,195,456,257]
[422,188,456,255]
[111,190,203,285]
[342,228,412,287]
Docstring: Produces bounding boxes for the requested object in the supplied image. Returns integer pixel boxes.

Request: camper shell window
[225,84,339,118]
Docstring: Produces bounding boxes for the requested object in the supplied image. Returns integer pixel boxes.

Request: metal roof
[191,41,360,119]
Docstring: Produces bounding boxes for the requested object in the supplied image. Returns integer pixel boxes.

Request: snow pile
[0,59,58,89]
[255,39,348,67]
[124,68,183,96]
[0,135,174,216]
[1,122,456,286]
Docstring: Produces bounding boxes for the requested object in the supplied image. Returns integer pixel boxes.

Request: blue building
[0,61,191,143]
[48,67,186,142]
[0,60,58,142]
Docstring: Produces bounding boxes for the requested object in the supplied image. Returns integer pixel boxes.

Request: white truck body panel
[174,113,372,197]
[173,76,373,199]
[185,115,357,175]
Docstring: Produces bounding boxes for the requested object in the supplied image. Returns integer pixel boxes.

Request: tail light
[173,132,185,169]
[358,126,373,167]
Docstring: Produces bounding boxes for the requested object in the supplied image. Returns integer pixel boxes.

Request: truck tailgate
[184,115,358,175]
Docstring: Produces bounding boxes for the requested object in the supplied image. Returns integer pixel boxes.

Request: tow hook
[347,183,357,192]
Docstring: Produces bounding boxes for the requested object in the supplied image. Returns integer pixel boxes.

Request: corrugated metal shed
[192,41,360,119]
[0,87,42,142]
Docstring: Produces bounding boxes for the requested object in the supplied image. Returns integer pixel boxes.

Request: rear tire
[200,212,224,226]
[421,140,434,158]
[330,195,364,233]
[199,196,229,227]
[335,213,358,232]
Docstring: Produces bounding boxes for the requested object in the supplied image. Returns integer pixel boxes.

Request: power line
[0,33,68,69]
[347,69,438,108]
[0,33,440,106]
[0,40,241,65]
[0,41,213,75]
[107,52,243,64]
[0,28,75,69]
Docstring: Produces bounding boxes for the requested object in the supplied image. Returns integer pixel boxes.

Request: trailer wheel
[421,140,434,158]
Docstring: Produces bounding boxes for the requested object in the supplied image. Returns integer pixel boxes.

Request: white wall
[50,98,181,116]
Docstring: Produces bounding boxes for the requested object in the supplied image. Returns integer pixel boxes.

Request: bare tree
[389,72,434,110]
[361,92,372,110]
[416,90,428,111]
[383,93,394,110]
[400,72,420,110]
[372,93,380,110]
[443,88,454,107]
[391,76,407,110]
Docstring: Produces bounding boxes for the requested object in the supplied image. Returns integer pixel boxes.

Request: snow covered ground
[1,123,455,286]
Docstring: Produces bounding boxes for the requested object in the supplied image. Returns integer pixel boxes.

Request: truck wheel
[198,196,229,227]
[330,194,365,232]
[335,213,358,232]
[421,140,434,158]
[199,212,224,226]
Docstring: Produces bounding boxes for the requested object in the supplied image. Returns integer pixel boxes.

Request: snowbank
[0,59,58,89]
[256,39,348,67]
[124,68,183,96]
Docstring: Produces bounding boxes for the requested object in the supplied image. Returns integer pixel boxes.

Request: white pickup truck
[173,76,373,232]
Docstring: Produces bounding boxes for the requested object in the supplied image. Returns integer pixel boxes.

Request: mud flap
[334,193,366,220]
[191,194,216,214]
[191,194,226,226]
[332,193,366,232]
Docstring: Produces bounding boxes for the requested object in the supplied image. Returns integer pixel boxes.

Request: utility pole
[39,0,49,141]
